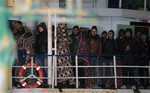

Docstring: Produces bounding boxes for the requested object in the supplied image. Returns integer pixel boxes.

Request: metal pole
[119,0,122,8]
[48,9,52,85]
[113,55,117,89]
[54,10,57,87]
[52,56,55,88]
[75,55,78,88]
[144,0,147,11]
[106,0,108,8]
[31,57,33,75]
[10,66,12,92]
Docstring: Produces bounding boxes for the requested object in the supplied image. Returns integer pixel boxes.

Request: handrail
[12,54,150,89]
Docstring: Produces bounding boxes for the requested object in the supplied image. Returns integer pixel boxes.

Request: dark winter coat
[35,22,47,54]
[102,38,117,59]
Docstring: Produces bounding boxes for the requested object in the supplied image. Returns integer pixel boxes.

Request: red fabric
[77,34,93,88]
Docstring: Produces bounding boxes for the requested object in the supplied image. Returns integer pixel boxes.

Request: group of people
[10,20,150,89]
[11,21,48,88]
[69,25,150,89]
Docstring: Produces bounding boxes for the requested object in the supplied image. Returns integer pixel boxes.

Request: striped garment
[14,26,35,54]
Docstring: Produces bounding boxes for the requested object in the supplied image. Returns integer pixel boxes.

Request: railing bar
[13,54,150,89]
[75,55,78,88]
[52,56,55,88]
[13,76,150,79]
[119,0,122,8]
[113,56,117,89]
[12,66,150,68]
[144,0,147,11]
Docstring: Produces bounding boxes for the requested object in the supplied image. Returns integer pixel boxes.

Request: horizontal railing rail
[12,54,150,89]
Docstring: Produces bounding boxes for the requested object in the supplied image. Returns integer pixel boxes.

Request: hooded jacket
[35,22,48,54]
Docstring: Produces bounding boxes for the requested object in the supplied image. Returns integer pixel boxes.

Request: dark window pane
[122,0,144,10]
[136,0,144,10]
[108,0,119,8]
[147,0,150,11]
[59,0,66,8]
[122,0,137,9]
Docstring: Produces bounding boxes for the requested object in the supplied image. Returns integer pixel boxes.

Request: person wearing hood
[121,28,136,89]
[89,26,102,88]
[102,30,117,88]
[56,23,75,88]
[35,22,48,88]
[138,33,150,89]
[101,31,107,46]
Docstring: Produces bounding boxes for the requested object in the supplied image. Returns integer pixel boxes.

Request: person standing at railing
[101,31,107,48]
[70,25,86,88]
[138,33,150,89]
[12,21,35,88]
[88,26,102,88]
[70,26,92,88]
[116,29,125,56]
[134,30,142,86]
[121,28,136,89]
[115,29,125,88]
[102,30,117,89]
[13,21,35,65]
[70,25,81,78]
[35,22,48,88]
[57,23,75,88]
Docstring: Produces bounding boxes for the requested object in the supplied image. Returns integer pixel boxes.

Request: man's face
[136,32,141,37]
[15,22,21,30]
[91,29,97,36]
[80,28,85,34]
[39,26,44,32]
[141,34,147,40]
[108,31,113,39]
[125,31,131,38]
[102,33,107,38]
[73,28,79,35]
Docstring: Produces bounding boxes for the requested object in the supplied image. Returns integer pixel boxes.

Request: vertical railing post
[119,0,122,8]
[10,65,12,90]
[75,55,78,88]
[48,9,52,86]
[54,10,57,87]
[144,0,147,11]
[106,0,108,8]
[52,56,55,88]
[30,57,33,80]
[113,55,117,89]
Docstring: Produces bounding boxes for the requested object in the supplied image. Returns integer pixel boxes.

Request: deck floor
[11,88,150,93]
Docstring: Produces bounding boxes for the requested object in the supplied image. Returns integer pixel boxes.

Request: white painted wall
[96,0,107,8]
[9,0,150,37]
[80,0,107,9]
[39,0,59,8]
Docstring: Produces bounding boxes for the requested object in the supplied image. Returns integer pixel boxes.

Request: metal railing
[11,54,150,89]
